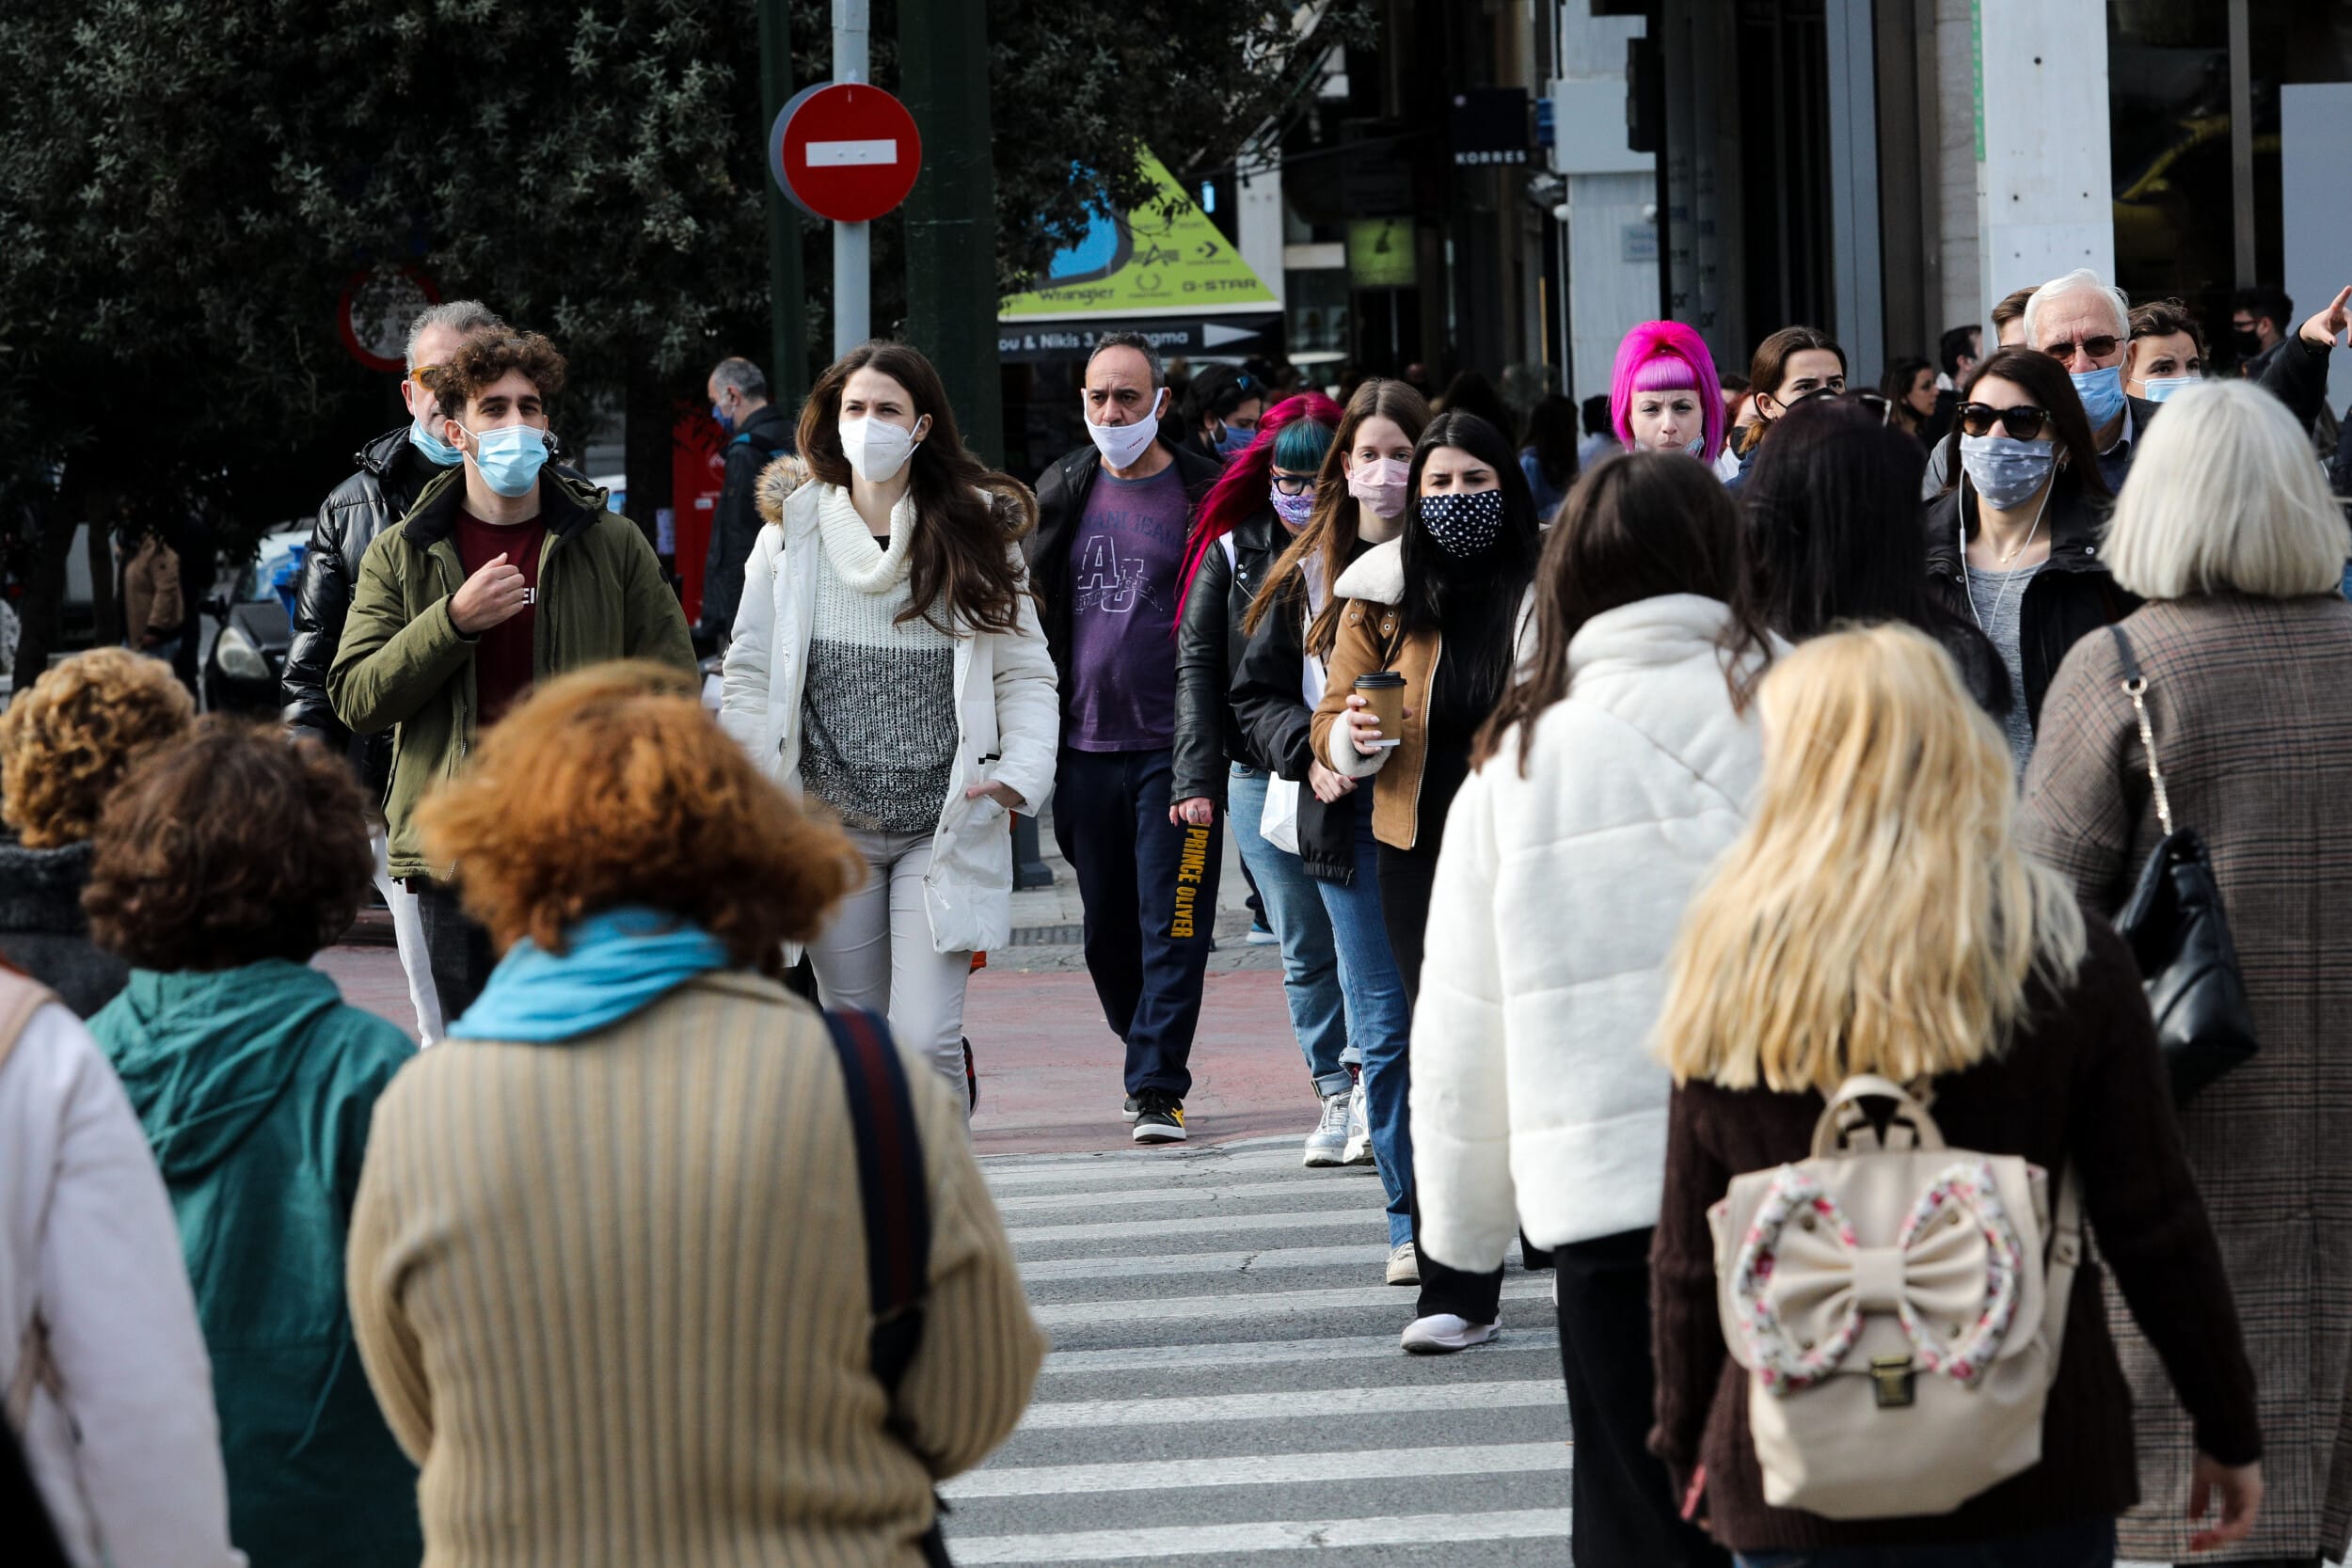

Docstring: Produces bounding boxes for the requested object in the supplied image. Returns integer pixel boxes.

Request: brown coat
[122,533,183,642]
[1310,597,1440,850]
[2023,591,2352,1562]
[1650,919,2259,1555]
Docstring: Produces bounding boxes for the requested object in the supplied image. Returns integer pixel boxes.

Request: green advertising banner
[1000,152,1278,321]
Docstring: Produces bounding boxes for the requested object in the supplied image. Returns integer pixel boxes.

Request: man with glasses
[281,299,502,1042]
[2020,269,2148,491]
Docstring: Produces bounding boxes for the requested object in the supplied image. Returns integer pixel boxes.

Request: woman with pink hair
[1609,320,1727,474]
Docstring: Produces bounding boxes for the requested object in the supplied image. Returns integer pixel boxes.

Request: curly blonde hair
[1,648,196,848]
[417,661,863,966]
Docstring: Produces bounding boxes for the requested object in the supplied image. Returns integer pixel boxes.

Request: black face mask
[2233,327,2264,358]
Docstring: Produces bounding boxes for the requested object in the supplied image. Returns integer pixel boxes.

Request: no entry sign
[771,81,922,224]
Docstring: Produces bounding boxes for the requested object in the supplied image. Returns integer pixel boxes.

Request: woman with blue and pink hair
[1610,320,1727,473]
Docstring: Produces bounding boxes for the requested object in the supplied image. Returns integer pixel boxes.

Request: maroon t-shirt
[451,510,547,725]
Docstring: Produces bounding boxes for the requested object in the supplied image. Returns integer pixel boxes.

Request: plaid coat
[2023,591,2352,1562]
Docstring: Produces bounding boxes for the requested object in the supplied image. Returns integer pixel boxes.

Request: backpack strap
[822,1009,931,1397]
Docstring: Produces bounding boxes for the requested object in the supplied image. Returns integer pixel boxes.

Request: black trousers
[1052,748,1221,1099]
[414,882,496,1026]
[1555,1227,1730,1568]
[1377,840,1510,1323]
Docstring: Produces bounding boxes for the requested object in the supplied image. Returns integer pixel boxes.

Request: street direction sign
[771,81,923,223]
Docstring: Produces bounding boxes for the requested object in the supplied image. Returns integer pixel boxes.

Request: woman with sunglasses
[1170,392,1352,1163]
[1725,326,1845,489]
[1925,347,2134,772]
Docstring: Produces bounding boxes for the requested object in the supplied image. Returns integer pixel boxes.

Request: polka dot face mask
[1417,488,1505,560]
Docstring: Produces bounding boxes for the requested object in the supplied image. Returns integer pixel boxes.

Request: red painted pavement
[312,947,1317,1156]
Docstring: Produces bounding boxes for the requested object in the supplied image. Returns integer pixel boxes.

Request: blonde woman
[1647,625,2262,1567]
[2024,379,2352,1568]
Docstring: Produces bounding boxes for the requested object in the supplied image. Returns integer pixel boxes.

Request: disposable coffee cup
[1355,670,1406,749]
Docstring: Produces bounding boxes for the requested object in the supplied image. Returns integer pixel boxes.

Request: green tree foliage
[0,0,1364,641]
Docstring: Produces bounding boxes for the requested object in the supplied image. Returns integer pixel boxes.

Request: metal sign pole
[834,0,870,356]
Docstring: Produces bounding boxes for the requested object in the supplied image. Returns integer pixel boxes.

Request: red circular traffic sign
[771,81,922,223]
[337,264,441,374]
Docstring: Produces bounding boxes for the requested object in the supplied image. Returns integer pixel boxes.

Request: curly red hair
[417,662,862,964]
[1,647,194,847]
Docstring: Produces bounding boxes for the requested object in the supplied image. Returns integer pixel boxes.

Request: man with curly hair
[329,325,695,1021]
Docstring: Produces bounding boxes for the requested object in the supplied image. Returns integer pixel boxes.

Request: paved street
[946,1135,1569,1565]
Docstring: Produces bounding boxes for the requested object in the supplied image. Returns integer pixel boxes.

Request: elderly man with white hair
[2022,269,2144,490]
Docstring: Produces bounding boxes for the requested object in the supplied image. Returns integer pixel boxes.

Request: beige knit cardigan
[345,970,1045,1567]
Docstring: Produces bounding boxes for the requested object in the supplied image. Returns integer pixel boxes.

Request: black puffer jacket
[281,428,447,796]
[1029,441,1223,704]
[1230,542,1368,886]
[698,403,795,641]
[1173,510,1287,805]
[0,838,125,1018]
[1925,482,2137,738]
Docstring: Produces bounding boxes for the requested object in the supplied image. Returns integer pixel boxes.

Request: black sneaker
[1133,1091,1187,1144]
[1122,1094,1141,1122]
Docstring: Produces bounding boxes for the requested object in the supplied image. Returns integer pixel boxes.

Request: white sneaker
[1400,1313,1499,1354]
[1340,1081,1374,1165]
[1302,1089,1351,1166]
[1385,1242,1419,1286]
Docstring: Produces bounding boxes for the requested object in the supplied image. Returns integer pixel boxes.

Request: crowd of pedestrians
[3,257,2352,1568]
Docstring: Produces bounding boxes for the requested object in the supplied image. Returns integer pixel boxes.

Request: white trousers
[373,832,443,1045]
[806,828,972,1108]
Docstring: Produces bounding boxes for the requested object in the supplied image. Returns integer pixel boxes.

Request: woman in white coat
[0,970,241,1568]
[1411,451,1778,1567]
[721,341,1057,1099]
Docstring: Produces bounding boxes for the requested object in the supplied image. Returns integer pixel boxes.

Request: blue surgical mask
[1959,433,2057,511]
[1683,436,1708,458]
[1214,421,1253,458]
[2070,363,2126,428]
[466,424,551,499]
[711,401,734,435]
[2137,374,2198,404]
[409,416,463,467]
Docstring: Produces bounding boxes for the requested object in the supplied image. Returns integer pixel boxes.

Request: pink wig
[1610,321,1725,464]
[1176,391,1344,623]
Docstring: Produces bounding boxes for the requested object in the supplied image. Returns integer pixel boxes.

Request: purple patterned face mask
[1269,483,1317,530]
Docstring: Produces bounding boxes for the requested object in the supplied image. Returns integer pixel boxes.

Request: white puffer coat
[719,482,1058,955]
[1410,594,1779,1268]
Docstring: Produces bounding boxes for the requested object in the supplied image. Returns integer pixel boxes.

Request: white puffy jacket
[1411,594,1777,1268]
[2,996,242,1568]
[719,482,1059,954]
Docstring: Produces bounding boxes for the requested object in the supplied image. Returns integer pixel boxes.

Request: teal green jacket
[90,960,421,1568]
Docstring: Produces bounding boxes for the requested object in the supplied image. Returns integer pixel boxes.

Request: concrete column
[1973,0,2113,313]
[1551,5,1656,404]
[1236,147,1285,310]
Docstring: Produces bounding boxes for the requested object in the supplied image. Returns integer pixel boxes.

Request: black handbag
[2106,626,2259,1104]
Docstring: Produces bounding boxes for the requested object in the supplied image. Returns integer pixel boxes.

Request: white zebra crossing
[946,1135,1573,1565]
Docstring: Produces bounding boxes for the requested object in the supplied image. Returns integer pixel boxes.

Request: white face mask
[839,415,923,484]
[1084,388,1166,469]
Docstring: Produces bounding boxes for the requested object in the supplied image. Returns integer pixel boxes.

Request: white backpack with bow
[1708,1074,2082,1519]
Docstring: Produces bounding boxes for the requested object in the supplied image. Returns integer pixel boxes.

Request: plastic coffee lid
[1354,671,1406,688]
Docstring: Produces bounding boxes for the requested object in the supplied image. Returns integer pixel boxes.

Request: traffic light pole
[899,0,1003,467]
[757,0,807,409]
[833,0,870,356]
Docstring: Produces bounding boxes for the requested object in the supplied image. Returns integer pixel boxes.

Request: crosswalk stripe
[983,1148,1347,1187]
[1020,1379,1563,1429]
[948,1507,1575,1562]
[1028,1274,1553,1327]
[1015,1243,1390,1281]
[940,1440,1571,1499]
[993,1179,1325,1213]
[1009,1209,1378,1244]
[1041,1328,1560,1375]
[977,1133,1299,1174]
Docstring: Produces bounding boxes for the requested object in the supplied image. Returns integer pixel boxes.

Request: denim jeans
[1312,800,1414,1248]
[1226,765,1351,1098]
[1735,1516,2115,1568]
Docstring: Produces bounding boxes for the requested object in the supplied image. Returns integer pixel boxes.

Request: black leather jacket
[1229,539,1369,886]
[1028,440,1223,706]
[1173,509,1286,804]
[1925,482,2137,738]
[698,403,795,638]
[282,427,446,794]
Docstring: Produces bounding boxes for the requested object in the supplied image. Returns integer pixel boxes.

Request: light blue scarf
[448,906,731,1043]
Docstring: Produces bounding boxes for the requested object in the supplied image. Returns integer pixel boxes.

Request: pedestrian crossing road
[951,1133,1572,1566]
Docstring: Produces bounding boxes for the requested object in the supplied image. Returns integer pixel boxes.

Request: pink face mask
[1346,456,1410,519]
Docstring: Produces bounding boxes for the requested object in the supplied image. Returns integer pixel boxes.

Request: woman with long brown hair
[1231,377,1430,1274]
[1727,325,1846,486]
[720,341,1057,1101]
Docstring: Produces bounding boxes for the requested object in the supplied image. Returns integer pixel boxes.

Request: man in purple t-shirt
[1031,333,1226,1145]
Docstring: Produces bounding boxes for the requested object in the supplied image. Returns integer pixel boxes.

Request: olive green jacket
[328,467,695,879]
